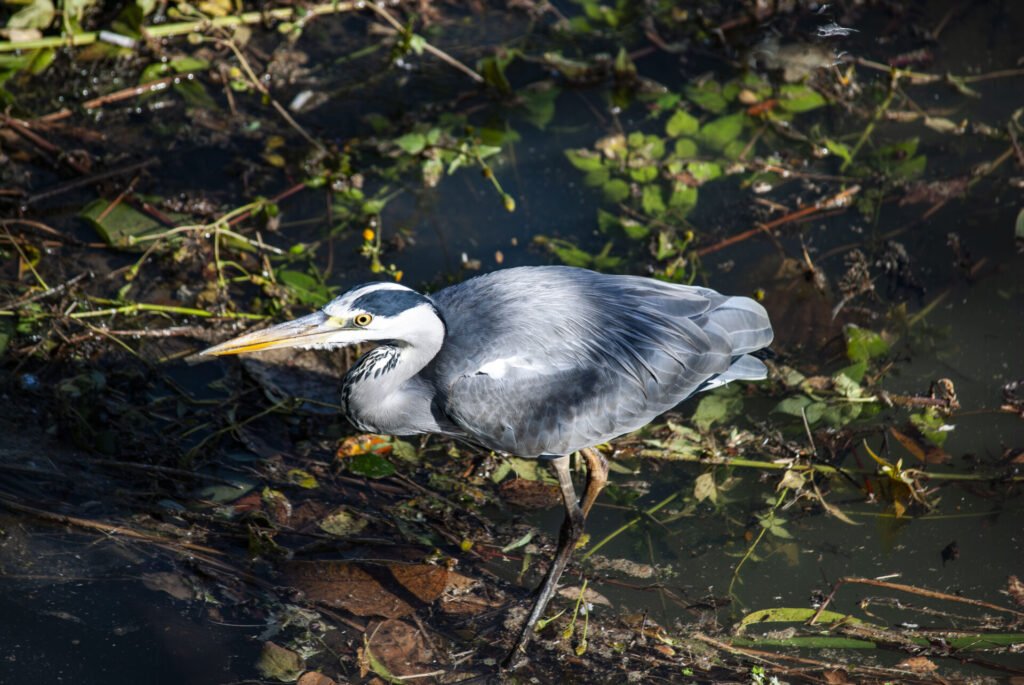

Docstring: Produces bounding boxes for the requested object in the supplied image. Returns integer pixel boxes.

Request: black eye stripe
[351,289,429,316]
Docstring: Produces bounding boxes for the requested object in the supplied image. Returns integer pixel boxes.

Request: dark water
[2,0,1023,682]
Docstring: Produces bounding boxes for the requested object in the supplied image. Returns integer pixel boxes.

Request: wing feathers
[428,267,773,457]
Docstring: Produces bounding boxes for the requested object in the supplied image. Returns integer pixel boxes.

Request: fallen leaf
[258,641,305,681]
[283,561,449,618]
[297,672,337,685]
[366,619,434,677]
[498,477,560,509]
[141,572,193,602]
[896,656,937,673]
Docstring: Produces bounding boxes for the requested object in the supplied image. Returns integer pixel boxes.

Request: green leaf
[408,33,426,55]
[596,209,620,234]
[837,360,867,384]
[169,56,209,72]
[668,184,697,211]
[691,385,742,431]
[287,469,319,489]
[665,109,699,137]
[583,167,610,187]
[772,395,811,417]
[825,138,851,165]
[348,452,396,478]
[698,111,745,151]
[641,184,665,216]
[8,0,55,29]
[518,84,560,129]
[394,132,427,154]
[478,51,515,94]
[277,269,333,305]
[778,83,827,112]
[673,137,698,158]
[821,403,862,428]
[602,178,630,203]
[79,198,166,250]
[628,165,658,183]
[565,148,605,171]
[910,407,952,447]
[684,82,728,113]
[620,217,648,240]
[686,161,721,183]
[844,324,889,363]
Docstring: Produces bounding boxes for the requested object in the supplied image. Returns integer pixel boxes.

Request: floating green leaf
[602,178,630,203]
[665,109,699,137]
[684,82,728,113]
[698,111,744,151]
[641,184,666,216]
[79,198,166,250]
[778,83,827,112]
[673,138,698,158]
[825,138,852,165]
[348,452,396,479]
[565,148,605,171]
[844,324,889,363]
[691,385,742,431]
[686,161,721,183]
[910,407,952,448]
[394,132,427,154]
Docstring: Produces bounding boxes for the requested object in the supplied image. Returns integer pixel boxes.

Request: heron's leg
[501,455,583,669]
[579,446,609,518]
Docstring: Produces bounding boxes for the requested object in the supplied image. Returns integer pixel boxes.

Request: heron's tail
[700,295,774,387]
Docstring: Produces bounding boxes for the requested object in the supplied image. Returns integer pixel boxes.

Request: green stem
[0,3,360,53]
[636,451,1024,482]
[841,71,899,172]
[580,491,678,562]
[729,488,789,597]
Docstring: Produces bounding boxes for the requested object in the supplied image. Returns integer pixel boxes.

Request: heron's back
[423,266,772,457]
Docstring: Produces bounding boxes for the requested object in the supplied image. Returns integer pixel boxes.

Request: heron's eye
[354,313,373,326]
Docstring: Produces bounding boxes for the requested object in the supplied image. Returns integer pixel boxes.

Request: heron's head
[201,282,442,356]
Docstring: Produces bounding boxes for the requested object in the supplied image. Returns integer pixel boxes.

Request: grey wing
[430,267,773,457]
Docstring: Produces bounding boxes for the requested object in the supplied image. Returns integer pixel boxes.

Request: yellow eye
[354,313,372,326]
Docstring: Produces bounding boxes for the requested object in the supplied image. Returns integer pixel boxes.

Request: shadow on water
[1,0,1023,682]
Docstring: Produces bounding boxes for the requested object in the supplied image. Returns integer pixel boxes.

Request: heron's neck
[341,307,445,434]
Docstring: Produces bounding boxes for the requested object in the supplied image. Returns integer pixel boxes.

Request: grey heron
[202,265,773,667]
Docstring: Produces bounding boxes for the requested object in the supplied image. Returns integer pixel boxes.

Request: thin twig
[364,3,482,83]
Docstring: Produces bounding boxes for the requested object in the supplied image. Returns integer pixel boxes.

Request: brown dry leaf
[367,619,434,677]
[896,656,938,673]
[498,477,560,509]
[890,427,950,464]
[1007,575,1024,608]
[802,375,833,392]
[282,561,449,618]
[141,572,193,602]
[588,557,657,579]
[439,571,499,616]
[822,669,854,684]
[900,177,969,206]
[297,672,338,685]
[557,585,612,606]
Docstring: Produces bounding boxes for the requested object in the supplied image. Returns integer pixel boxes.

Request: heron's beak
[201,311,348,356]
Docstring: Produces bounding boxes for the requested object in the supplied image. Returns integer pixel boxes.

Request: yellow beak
[201,311,345,356]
